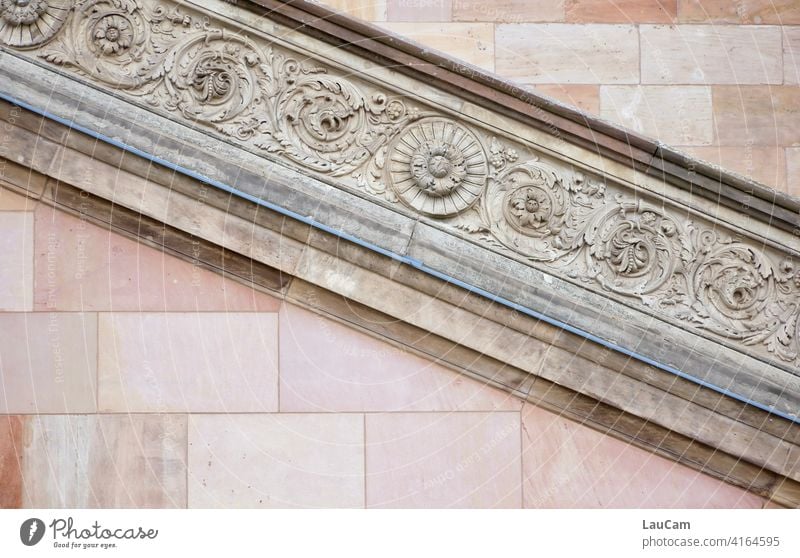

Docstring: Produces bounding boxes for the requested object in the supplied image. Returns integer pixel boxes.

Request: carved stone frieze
[2,0,799,369]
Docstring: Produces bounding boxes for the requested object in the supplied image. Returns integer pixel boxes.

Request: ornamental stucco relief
[1,0,798,368]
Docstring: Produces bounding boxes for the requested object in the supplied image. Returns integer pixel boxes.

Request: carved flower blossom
[93,15,133,55]
[410,142,467,197]
[509,186,551,228]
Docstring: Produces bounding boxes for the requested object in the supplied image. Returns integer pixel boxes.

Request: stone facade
[0,191,771,507]
[0,0,797,509]
[324,0,799,195]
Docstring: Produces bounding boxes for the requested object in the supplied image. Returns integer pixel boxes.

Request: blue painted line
[3,89,796,424]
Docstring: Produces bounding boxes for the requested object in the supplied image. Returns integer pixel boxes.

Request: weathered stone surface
[365,412,522,508]
[788,148,800,197]
[532,84,600,114]
[785,27,800,85]
[18,414,186,508]
[188,414,364,508]
[378,22,494,70]
[34,205,281,312]
[322,0,387,21]
[496,24,639,83]
[388,0,451,21]
[712,86,800,146]
[0,313,96,414]
[0,211,32,310]
[98,313,279,412]
[279,303,522,412]
[600,86,713,145]
[678,146,787,192]
[453,0,564,22]
[678,0,800,24]
[566,0,676,23]
[641,25,783,84]
[521,404,765,508]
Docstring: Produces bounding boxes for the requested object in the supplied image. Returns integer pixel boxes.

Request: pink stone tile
[788,148,800,198]
[188,414,364,508]
[678,0,800,24]
[453,0,564,22]
[33,205,280,311]
[566,0,676,23]
[496,24,639,84]
[366,412,521,508]
[98,313,279,412]
[0,313,97,413]
[388,0,451,21]
[600,86,713,145]
[20,414,186,508]
[0,212,33,310]
[521,404,764,508]
[641,25,783,85]
[280,304,521,412]
[785,27,800,85]
[678,146,786,192]
[321,0,387,21]
[378,22,494,71]
[531,85,600,114]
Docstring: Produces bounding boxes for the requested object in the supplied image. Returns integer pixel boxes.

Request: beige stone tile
[787,148,800,198]
[320,0,387,21]
[0,186,34,211]
[188,414,364,508]
[712,86,800,146]
[531,84,600,114]
[600,85,713,145]
[33,206,280,311]
[0,212,33,310]
[566,0,676,23]
[453,0,564,22]
[0,313,97,414]
[0,157,47,199]
[366,412,521,508]
[678,145,786,192]
[641,25,783,84]
[785,27,800,85]
[280,304,522,412]
[377,22,494,70]
[19,414,186,508]
[678,0,800,24]
[388,0,450,21]
[496,24,639,84]
[98,313,279,413]
[521,404,764,508]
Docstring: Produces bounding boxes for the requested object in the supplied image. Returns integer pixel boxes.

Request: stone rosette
[0,0,71,48]
[386,118,488,217]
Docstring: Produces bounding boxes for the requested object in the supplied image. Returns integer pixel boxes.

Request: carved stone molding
[2,0,799,371]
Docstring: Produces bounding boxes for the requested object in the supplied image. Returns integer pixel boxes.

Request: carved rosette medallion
[584,203,684,296]
[386,118,487,217]
[0,0,70,47]
[484,161,570,261]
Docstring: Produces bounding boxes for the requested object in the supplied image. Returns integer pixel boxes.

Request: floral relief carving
[386,118,487,217]
[2,0,799,368]
[0,0,71,47]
